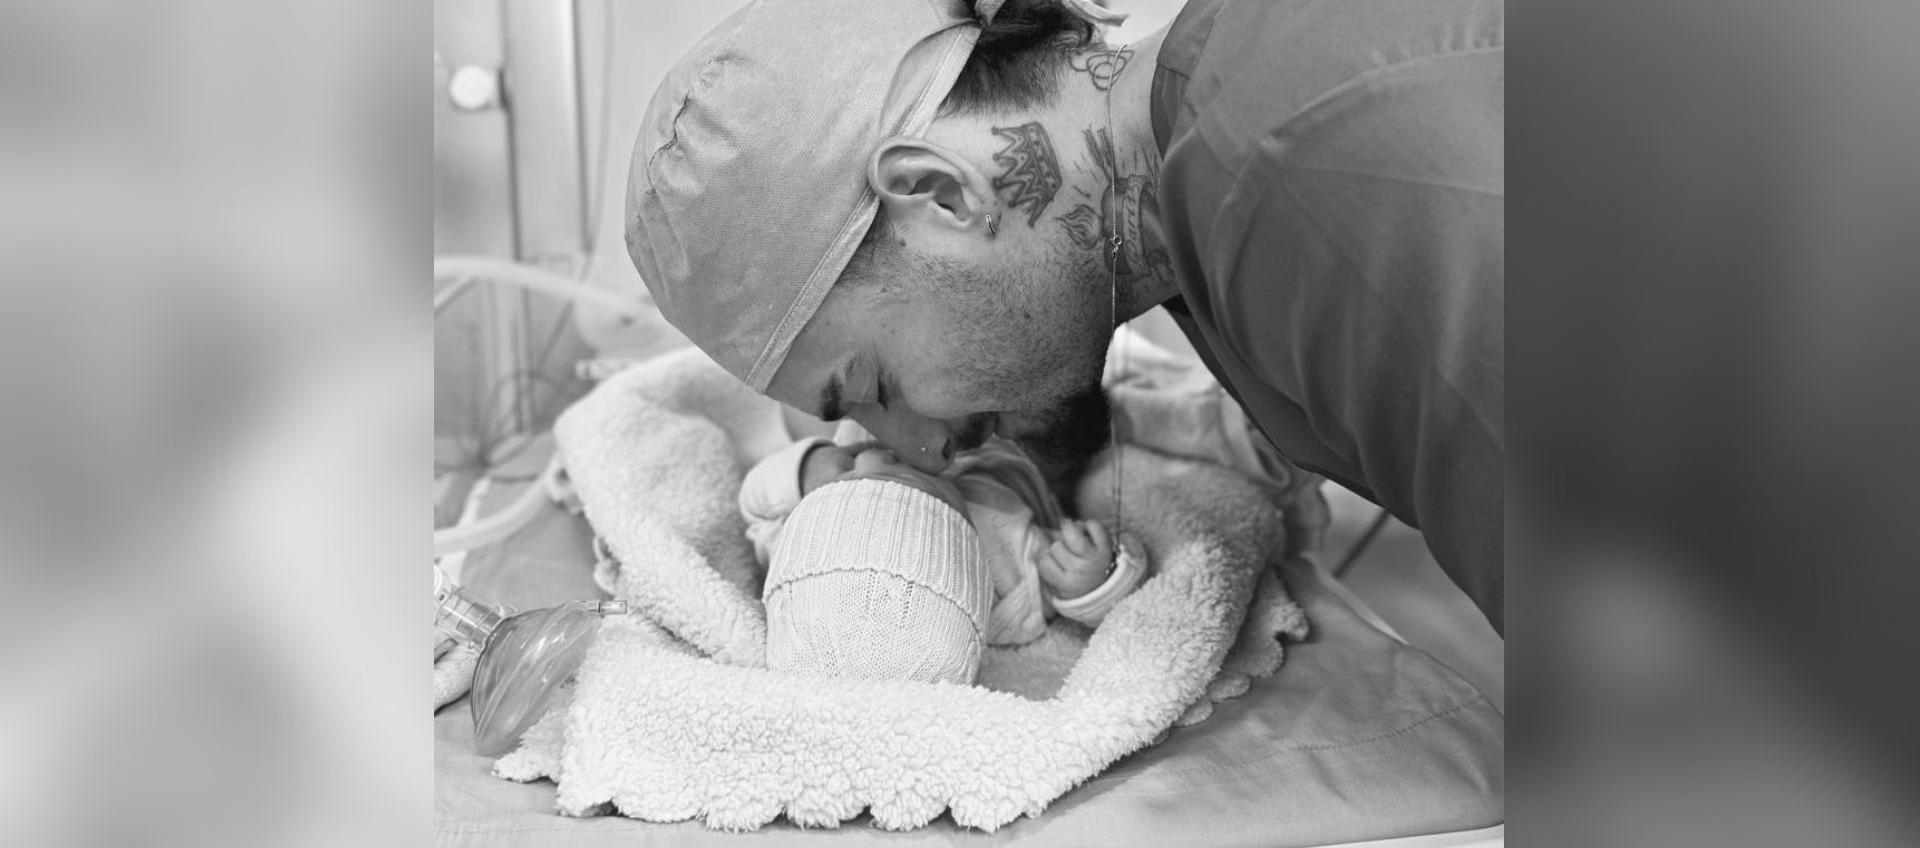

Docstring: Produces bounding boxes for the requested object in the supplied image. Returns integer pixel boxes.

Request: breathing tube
[433,255,648,756]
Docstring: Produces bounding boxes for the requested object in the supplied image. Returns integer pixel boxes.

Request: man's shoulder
[1159,0,1504,149]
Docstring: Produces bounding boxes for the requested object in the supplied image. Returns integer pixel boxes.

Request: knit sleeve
[1048,533,1149,628]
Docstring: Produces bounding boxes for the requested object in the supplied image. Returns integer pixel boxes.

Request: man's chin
[989,413,1033,442]
[997,385,1112,496]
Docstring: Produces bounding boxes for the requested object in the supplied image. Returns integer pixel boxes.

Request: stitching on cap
[646,91,694,172]
[649,51,729,172]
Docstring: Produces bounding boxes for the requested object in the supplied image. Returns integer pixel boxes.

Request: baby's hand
[1038,519,1115,600]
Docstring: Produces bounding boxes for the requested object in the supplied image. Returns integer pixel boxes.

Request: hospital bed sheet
[436,496,1503,848]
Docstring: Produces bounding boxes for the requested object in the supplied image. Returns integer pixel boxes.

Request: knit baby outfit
[738,436,833,566]
[741,433,1146,648]
[763,478,993,685]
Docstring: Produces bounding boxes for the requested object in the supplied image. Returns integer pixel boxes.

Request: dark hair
[940,1,1096,116]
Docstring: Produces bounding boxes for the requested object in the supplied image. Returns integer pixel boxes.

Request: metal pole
[499,0,587,433]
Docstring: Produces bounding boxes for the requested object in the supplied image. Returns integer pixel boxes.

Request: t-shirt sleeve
[1199,50,1505,628]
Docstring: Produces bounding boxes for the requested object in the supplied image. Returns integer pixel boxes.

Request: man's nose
[848,406,957,473]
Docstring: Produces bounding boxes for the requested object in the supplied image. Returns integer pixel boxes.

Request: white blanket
[495,348,1308,831]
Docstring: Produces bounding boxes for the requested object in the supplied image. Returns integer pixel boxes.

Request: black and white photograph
[6,1,1920,847]
[433,1,1504,843]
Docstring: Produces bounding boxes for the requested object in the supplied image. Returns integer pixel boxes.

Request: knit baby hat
[764,477,992,685]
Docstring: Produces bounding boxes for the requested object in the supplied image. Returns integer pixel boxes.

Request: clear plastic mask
[436,567,627,757]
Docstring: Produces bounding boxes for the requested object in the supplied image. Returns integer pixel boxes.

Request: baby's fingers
[1036,548,1067,582]
[1058,520,1093,555]
[1084,520,1111,554]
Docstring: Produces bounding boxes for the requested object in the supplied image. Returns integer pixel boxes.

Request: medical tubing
[434,456,563,557]
[435,564,629,650]
[435,566,509,645]
[433,255,649,318]
[429,256,644,559]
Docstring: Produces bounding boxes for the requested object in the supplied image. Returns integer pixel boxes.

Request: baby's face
[801,443,969,517]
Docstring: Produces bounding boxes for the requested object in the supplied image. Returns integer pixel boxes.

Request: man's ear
[868,137,996,233]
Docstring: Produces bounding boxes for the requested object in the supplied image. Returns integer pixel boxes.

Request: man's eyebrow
[818,372,846,421]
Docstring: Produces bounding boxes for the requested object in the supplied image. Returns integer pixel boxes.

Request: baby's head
[762,446,990,686]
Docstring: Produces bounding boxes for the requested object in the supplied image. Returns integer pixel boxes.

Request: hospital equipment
[435,525,629,759]
[433,255,653,758]
[436,557,632,758]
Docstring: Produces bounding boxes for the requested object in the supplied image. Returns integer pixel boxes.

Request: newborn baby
[740,433,1148,685]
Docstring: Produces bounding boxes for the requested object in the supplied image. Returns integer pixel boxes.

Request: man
[626,0,1504,632]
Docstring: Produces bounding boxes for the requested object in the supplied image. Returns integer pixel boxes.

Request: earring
[985,212,999,238]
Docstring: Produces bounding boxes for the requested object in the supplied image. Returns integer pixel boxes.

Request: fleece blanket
[495,348,1309,832]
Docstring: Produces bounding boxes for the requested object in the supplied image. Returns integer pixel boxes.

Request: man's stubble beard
[1005,384,1112,502]
[936,248,1117,497]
